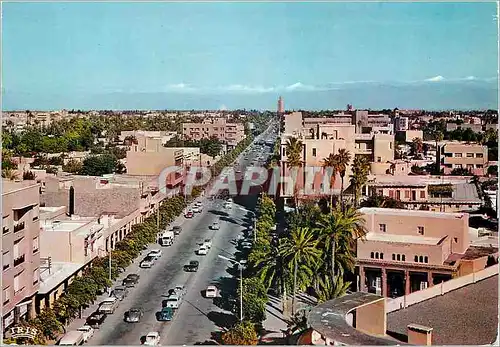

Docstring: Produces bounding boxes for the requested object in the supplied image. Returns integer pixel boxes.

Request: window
[13,240,20,259]
[390,142,393,149]
[32,237,39,254]
[467,164,474,170]
[370,252,374,258]
[14,272,22,293]
[402,255,405,261]
[454,237,458,243]
[380,253,384,260]
[414,255,419,262]
[424,256,428,263]
[33,268,39,285]
[312,148,317,157]
[455,153,462,157]
[419,256,423,263]
[377,157,382,162]
[466,153,474,158]
[3,252,10,271]
[396,254,401,261]
[418,226,424,235]
[476,153,483,158]
[477,164,483,168]
[3,287,10,305]
[405,191,410,198]
[375,252,379,259]
[420,191,425,198]
[379,224,386,232]
[389,190,394,198]
[392,254,395,260]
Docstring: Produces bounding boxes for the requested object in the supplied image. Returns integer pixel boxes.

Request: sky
[1,1,498,110]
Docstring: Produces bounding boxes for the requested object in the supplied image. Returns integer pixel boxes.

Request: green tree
[336,149,351,211]
[487,165,498,177]
[314,275,351,303]
[236,278,268,323]
[79,154,120,176]
[322,153,339,211]
[279,227,322,313]
[62,159,83,174]
[221,320,258,345]
[350,156,370,206]
[284,137,303,210]
[32,307,63,340]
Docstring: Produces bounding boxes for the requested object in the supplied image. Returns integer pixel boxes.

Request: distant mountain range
[2,79,498,111]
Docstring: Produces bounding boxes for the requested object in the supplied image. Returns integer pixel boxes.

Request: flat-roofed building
[438,142,488,175]
[356,208,471,298]
[2,180,41,330]
[182,118,245,147]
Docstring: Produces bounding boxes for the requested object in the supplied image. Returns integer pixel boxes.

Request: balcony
[13,222,25,233]
[14,254,25,267]
[3,226,10,234]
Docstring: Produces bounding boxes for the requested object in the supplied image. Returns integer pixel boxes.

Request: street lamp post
[218,255,243,322]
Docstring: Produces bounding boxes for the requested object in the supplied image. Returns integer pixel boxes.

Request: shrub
[221,320,258,345]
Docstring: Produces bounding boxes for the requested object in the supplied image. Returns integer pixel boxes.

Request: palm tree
[285,137,303,211]
[2,168,19,180]
[336,149,352,211]
[314,275,351,303]
[279,227,322,314]
[316,206,367,279]
[322,153,339,211]
[350,156,370,207]
[411,137,423,156]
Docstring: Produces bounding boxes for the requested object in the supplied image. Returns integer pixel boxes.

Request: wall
[361,209,470,254]
[386,264,498,312]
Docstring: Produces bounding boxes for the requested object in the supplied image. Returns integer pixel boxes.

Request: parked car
[158,306,175,321]
[184,260,199,272]
[172,226,182,235]
[224,202,232,209]
[168,285,186,298]
[166,295,182,309]
[77,325,94,342]
[210,222,220,230]
[148,249,162,260]
[185,210,194,218]
[140,256,156,268]
[122,274,140,287]
[205,285,218,298]
[203,239,212,249]
[98,297,119,314]
[125,308,144,323]
[110,286,129,301]
[86,312,107,329]
[144,332,161,346]
[197,245,208,255]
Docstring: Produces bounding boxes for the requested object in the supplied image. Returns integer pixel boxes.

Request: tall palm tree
[411,137,423,156]
[322,153,340,211]
[316,206,367,279]
[350,156,370,207]
[285,137,303,211]
[336,149,352,211]
[314,274,351,303]
[279,227,322,313]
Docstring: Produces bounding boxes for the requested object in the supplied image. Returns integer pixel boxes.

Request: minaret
[277,96,284,114]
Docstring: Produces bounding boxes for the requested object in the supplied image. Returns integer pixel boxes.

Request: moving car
[110,286,129,301]
[98,297,119,314]
[122,274,140,287]
[77,325,94,342]
[192,206,201,213]
[160,231,174,246]
[205,285,218,298]
[58,330,85,346]
[140,256,156,268]
[185,210,194,218]
[172,226,182,235]
[197,245,208,255]
[144,332,161,346]
[86,312,107,329]
[224,202,232,209]
[210,221,220,230]
[158,306,175,321]
[168,285,186,297]
[184,260,199,272]
[165,295,182,309]
[148,249,162,260]
[125,308,144,323]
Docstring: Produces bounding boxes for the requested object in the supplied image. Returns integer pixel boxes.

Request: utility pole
[239,263,243,322]
[108,249,112,292]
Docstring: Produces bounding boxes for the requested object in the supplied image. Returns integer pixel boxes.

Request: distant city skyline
[2,2,498,110]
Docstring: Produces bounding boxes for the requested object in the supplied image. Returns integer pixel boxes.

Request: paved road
[84,125,277,345]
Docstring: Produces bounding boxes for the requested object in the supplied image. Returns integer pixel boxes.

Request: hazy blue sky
[2,2,498,110]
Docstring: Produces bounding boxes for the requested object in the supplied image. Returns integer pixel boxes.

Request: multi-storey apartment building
[394,116,409,131]
[437,143,488,175]
[356,208,494,298]
[2,180,41,330]
[182,118,245,147]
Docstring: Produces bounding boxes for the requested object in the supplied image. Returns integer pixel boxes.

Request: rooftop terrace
[359,207,466,220]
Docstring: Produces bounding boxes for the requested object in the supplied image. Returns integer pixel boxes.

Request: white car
[197,245,208,255]
[140,256,155,268]
[203,239,212,249]
[210,222,220,230]
[77,325,94,342]
[205,285,218,298]
[148,249,162,260]
[166,295,182,309]
[144,332,161,346]
[224,202,232,209]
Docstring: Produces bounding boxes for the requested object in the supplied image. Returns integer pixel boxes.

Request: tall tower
[277,96,284,114]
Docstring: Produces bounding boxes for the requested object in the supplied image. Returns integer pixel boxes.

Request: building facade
[2,181,41,330]
[438,143,488,175]
[182,118,245,147]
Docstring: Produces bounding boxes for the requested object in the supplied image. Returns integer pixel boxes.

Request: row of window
[453,152,483,158]
[2,236,39,272]
[453,164,483,169]
[387,190,426,199]
[3,269,39,305]
[379,224,425,235]
[370,252,429,264]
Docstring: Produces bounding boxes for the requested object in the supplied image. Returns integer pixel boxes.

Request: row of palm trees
[249,195,367,314]
[284,137,371,211]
